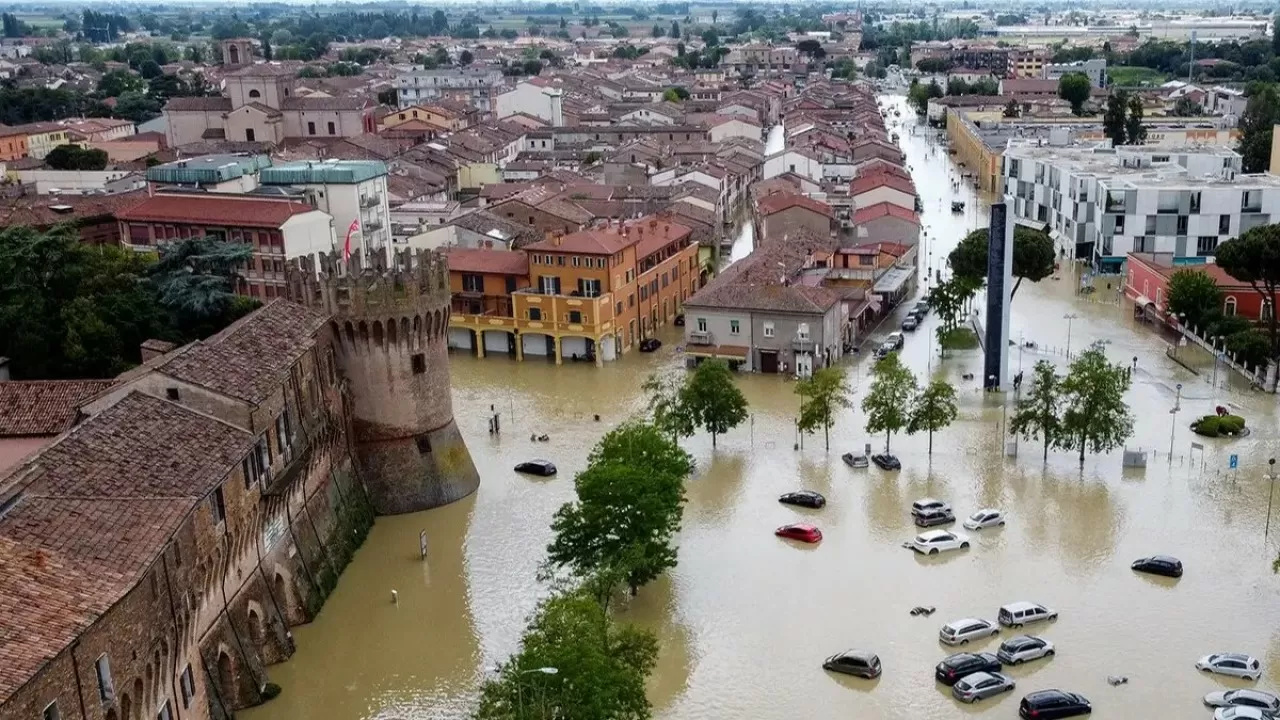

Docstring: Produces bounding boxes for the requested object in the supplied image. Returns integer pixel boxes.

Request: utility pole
[1266,458,1277,543]
[1169,383,1182,458]
[1063,313,1079,358]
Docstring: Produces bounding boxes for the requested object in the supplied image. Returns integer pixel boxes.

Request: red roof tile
[757,192,834,218]
[117,194,317,228]
[851,172,917,197]
[853,202,920,226]
[0,380,116,437]
[525,217,692,256]
[446,248,530,276]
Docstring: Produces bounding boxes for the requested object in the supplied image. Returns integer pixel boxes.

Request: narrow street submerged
[243,96,1280,720]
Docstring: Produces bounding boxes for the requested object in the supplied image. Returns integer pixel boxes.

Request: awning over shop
[873,266,913,294]
[686,344,750,359]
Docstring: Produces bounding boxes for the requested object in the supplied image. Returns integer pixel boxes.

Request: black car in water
[1019,690,1091,719]
[936,652,1002,686]
[779,490,826,509]
[1131,555,1183,578]
[639,338,662,352]
[871,453,901,471]
[514,459,557,476]
[823,650,882,679]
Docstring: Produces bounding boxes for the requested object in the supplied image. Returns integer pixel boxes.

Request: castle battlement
[290,248,450,318]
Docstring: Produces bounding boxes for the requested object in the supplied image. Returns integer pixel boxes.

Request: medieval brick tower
[290,248,479,514]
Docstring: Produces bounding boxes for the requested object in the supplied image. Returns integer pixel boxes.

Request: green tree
[111,91,162,123]
[1057,346,1134,464]
[96,69,144,97]
[652,23,664,37]
[950,226,1055,299]
[459,49,474,65]
[796,366,854,450]
[701,28,718,46]
[907,78,943,114]
[1166,268,1224,332]
[1125,94,1147,145]
[1009,360,1064,462]
[679,360,748,446]
[547,423,690,594]
[1215,224,1280,359]
[1102,91,1128,145]
[1273,12,1280,55]
[147,236,256,338]
[0,225,170,379]
[1238,84,1279,173]
[862,352,917,453]
[1057,72,1091,115]
[45,144,108,170]
[476,589,657,720]
[670,20,680,37]
[906,379,958,454]
[1003,98,1020,118]
[1172,95,1202,117]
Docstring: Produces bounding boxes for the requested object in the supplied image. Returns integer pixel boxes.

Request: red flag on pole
[343,219,360,262]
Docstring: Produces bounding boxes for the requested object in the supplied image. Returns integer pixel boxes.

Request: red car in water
[775,523,823,543]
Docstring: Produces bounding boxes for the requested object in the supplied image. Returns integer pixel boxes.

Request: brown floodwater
[243,96,1280,720]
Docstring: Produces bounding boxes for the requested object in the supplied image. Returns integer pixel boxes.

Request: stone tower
[290,248,479,514]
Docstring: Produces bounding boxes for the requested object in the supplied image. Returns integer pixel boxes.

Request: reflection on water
[245,97,1280,720]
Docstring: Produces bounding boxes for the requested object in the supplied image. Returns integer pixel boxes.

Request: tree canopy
[1216,224,1280,360]
[1166,268,1224,331]
[907,379,958,454]
[1009,360,1064,462]
[678,360,748,446]
[862,352,917,453]
[1057,346,1134,464]
[796,366,854,450]
[950,226,1055,299]
[1057,72,1091,115]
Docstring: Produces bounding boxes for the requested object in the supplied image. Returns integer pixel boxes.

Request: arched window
[1224,296,1238,317]
[228,45,240,65]
[248,89,261,99]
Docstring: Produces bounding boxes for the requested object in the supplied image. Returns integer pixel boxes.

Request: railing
[688,330,713,345]
[360,194,382,208]
[792,337,815,352]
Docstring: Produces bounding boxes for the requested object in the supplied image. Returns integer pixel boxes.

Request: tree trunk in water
[1043,438,1049,463]
[928,428,933,455]
[1078,433,1086,465]
[712,431,717,447]
[1011,276,1024,300]
[885,429,891,454]
[824,422,830,451]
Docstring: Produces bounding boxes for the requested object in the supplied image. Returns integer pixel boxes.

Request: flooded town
[3,4,1280,720]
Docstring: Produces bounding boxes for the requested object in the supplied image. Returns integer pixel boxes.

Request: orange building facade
[446,215,701,365]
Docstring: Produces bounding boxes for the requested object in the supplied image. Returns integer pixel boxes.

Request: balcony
[688,329,713,345]
[792,337,815,352]
[360,194,382,208]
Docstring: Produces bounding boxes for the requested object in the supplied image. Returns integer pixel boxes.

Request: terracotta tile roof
[524,217,691,256]
[0,536,129,701]
[117,193,317,228]
[757,192,833,218]
[853,202,920,226]
[446,248,529,276]
[155,299,328,404]
[0,381,115,437]
[281,96,371,112]
[685,229,844,315]
[163,96,234,112]
[851,171,917,197]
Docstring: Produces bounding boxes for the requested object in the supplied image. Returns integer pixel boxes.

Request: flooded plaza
[243,96,1280,720]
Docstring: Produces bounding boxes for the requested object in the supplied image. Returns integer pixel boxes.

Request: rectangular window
[257,435,271,483]
[1176,215,1188,235]
[411,353,426,373]
[307,121,316,135]
[327,121,336,135]
[461,273,484,292]
[539,276,561,295]
[275,409,293,462]
[1115,215,1125,234]
[242,455,258,490]
[505,276,517,294]
[180,666,195,708]
[1220,214,1231,234]
[1243,190,1262,211]
[42,702,59,720]
[1144,215,1156,235]
[763,321,775,338]
[730,319,740,335]
[797,322,810,340]
[158,700,173,720]
[628,294,635,308]
[577,278,601,297]
[572,256,580,267]
[211,487,226,525]
[615,301,623,315]
[1197,235,1218,256]
[95,655,114,702]
[696,317,707,332]
[568,310,582,323]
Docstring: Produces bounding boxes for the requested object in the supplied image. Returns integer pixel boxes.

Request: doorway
[759,350,779,373]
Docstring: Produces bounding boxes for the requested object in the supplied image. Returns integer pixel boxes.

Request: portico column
[514,331,523,361]
[475,330,485,358]
[553,335,562,365]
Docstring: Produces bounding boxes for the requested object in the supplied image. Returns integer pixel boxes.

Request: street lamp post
[1063,313,1079,358]
[1212,336,1224,388]
[1169,383,1182,458]
[515,667,559,719]
[1266,459,1278,543]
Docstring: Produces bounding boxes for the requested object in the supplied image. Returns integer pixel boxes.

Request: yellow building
[17,123,73,160]
[945,107,1005,194]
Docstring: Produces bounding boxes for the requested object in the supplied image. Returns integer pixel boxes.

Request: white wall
[522,333,551,356]
[482,330,511,354]
[448,327,474,350]
[17,169,136,194]
[280,210,337,260]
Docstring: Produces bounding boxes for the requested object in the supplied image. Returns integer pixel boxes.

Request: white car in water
[912,529,970,555]
[939,618,1000,646]
[963,509,1006,530]
[1198,654,1263,681]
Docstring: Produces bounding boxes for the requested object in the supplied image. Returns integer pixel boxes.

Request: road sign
[1230,454,1239,470]
[419,529,428,560]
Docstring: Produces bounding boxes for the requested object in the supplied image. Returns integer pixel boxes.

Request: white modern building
[1042,58,1107,87]
[395,67,505,112]
[258,160,393,261]
[494,79,564,124]
[1000,141,1280,268]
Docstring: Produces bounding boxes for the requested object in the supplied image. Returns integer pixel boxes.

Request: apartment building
[395,66,505,112]
[446,216,701,364]
[1000,141,1269,268]
[1042,58,1108,87]
[259,159,392,259]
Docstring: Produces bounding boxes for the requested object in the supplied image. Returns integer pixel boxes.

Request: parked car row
[901,300,931,332]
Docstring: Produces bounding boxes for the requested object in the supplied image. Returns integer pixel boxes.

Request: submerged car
[1019,689,1091,719]
[964,509,1006,530]
[823,650,882,679]
[514,459,557,476]
[841,452,869,469]
[997,635,1055,665]
[936,652,1001,686]
[998,601,1058,628]
[915,508,956,528]
[886,331,905,350]
[911,498,951,517]
[779,490,826,509]
[1214,708,1278,720]
[939,618,999,646]
[1131,555,1183,578]
[953,671,1015,703]
[872,454,901,471]
[639,338,662,352]
[902,315,919,331]
[1205,690,1280,713]
[1198,654,1263,681]
[775,523,823,543]
[912,529,970,555]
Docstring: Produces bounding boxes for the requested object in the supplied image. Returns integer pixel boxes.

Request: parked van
[998,601,1058,628]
